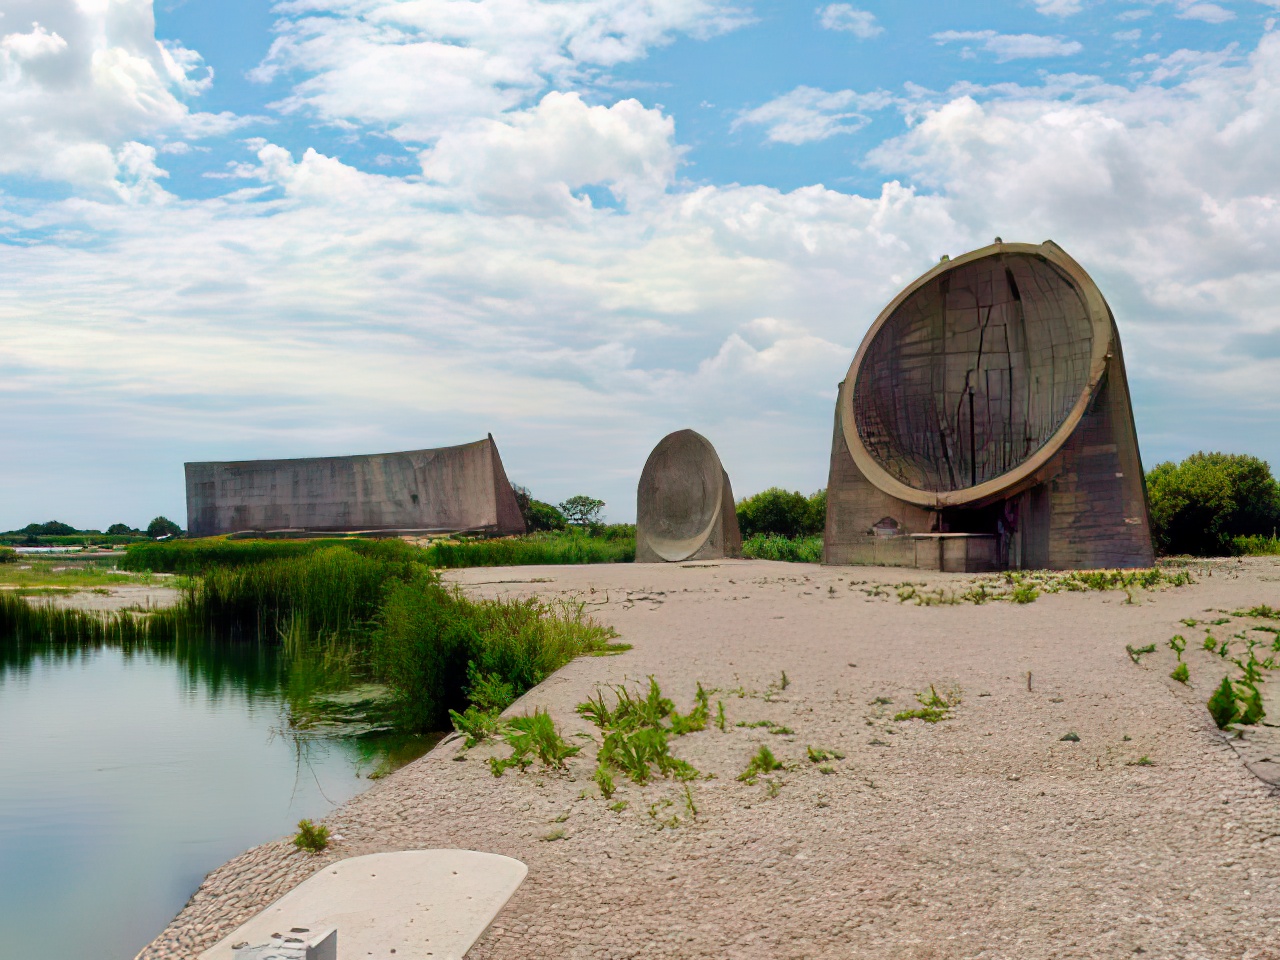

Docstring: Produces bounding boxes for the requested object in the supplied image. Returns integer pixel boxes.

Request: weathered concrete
[826,240,1154,571]
[636,430,741,563]
[185,436,525,538]
[199,851,526,960]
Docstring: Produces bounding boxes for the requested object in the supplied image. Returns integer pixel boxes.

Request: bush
[741,534,823,563]
[106,523,137,536]
[559,495,605,527]
[1146,453,1280,556]
[512,485,568,532]
[146,516,183,539]
[736,488,825,539]
[0,547,16,564]
[23,521,77,536]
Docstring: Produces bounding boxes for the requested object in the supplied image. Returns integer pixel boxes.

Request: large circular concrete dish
[637,429,727,562]
[840,240,1114,509]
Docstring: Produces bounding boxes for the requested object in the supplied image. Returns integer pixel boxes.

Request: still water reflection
[0,638,432,960]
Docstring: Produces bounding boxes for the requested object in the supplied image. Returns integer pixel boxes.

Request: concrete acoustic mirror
[824,239,1154,572]
[636,429,742,563]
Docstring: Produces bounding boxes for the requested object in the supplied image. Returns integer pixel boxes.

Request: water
[0,640,433,960]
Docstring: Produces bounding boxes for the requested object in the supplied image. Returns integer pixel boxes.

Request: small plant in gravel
[541,829,566,842]
[764,778,783,798]
[489,709,581,776]
[893,685,958,723]
[1208,676,1239,730]
[1127,756,1155,766]
[738,745,784,783]
[1235,605,1280,620]
[577,677,706,786]
[608,800,628,812]
[1126,643,1157,664]
[806,746,844,763]
[449,705,501,748]
[1060,732,1081,742]
[1171,662,1190,684]
[1010,584,1039,604]
[593,765,616,799]
[293,819,330,853]
[1168,634,1186,661]
[715,701,727,731]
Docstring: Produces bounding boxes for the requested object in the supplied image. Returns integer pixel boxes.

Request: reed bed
[121,536,422,574]
[741,533,824,563]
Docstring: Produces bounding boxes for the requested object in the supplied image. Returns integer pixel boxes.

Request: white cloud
[1033,0,1085,16]
[5,2,1280,526]
[251,0,752,141]
[734,86,894,144]
[0,0,241,197]
[933,30,1084,61]
[816,4,883,38]
[1177,2,1236,22]
[1114,28,1143,40]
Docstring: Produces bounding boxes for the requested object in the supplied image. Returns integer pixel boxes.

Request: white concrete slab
[199,851,527,960]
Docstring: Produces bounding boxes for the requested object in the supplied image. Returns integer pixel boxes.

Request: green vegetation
[0,547,16,564]
[891,567,1194,607]
[736,488,826,539]
[488,709,581,775]
[806,746,844,763]
[1127,755,1155,766]
[292,819,330,853]
[1,520,150,548]
[511,485,567,532]
[146,516,183,539]
[737,744,784,783]
[1060,732,1081,742]
[1146,452,1280,556]
[1126,643,1157,664]
[1171,661,1190,684]
[10,540,620,738]
[741,534,823,563]
[423,530,634,568]
[893,685,959,723]
[576,678,704,785]
[558,495,606,527]
[1010,584,1039,604]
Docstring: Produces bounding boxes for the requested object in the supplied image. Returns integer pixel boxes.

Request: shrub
[0,547,16,564]
[106,523,137,536]
[741,534,823,563]
[1146,452,1280,556]
[293,819,329,852]
[736,488,825,539]
[146,516,183,540]
[559,495,605,527]
[512,485,568,532]
[23,521,77,536]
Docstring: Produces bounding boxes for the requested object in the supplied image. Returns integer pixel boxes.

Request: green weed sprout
[293,819,330,853]
[1126,644,1157,664]
[1171,662,1190,684]
[893,685,957,723]
[738,745,784,783]
[489,709,581,776]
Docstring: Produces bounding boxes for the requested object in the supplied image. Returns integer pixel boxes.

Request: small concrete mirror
[636,429,741,563]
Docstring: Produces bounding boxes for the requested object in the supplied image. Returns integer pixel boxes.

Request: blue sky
[2,0,1279,528]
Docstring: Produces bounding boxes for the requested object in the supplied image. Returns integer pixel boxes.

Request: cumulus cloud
[251,0,752,141]
[734,86,894,144]
[4,1,1280,526]
[0,0,243,196]
[815,4,883,38]
[1177,2,1236,22]
[933,29,1084,61]
[1032,0,1085,15]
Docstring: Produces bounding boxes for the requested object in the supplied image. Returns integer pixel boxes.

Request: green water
[0,638,436,960]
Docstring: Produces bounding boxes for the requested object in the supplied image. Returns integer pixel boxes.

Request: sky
[2,0,1280,529]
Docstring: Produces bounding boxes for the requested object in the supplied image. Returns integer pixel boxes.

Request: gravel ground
[139,558,1280,960]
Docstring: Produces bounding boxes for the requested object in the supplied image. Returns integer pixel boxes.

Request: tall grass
[423,532,633,568]
[122,537,422,574]
[11,540,623,734]
[1235,534,1280,556]
[741,534,824,563]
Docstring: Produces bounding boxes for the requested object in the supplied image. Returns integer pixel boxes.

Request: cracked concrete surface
[140,558,1280,960]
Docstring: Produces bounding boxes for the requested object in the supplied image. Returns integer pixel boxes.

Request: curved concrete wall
[636,429,742,563]
[185,435,525,537]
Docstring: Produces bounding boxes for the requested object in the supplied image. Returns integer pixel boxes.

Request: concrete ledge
[199,850,527,960]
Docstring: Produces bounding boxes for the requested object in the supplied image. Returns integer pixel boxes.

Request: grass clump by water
[488,709,582,775]
[293,819,330,853]
[122,537,422,574]
[741,534,823,564]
